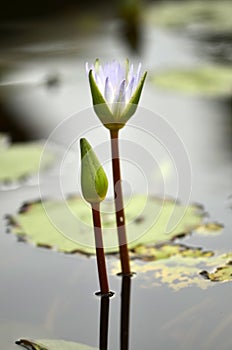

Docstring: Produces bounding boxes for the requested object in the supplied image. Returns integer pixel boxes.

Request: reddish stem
[91,203,110,295]
[110,129,131,275]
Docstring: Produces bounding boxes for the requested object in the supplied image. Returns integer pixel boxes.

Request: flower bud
[80,138,108,204]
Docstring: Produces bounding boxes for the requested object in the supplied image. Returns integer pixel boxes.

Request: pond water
[0,6,232,350]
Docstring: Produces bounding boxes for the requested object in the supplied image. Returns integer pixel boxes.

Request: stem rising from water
[92,203,110,295]
[110,129,131,275]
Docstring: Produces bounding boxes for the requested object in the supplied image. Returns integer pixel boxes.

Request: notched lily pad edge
[6,196,232,286]
[6,197,214,259]
[0,140,56,186]
[5,213,94,257]
[15,338,97,350]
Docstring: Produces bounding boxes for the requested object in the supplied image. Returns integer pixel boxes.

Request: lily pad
[145,1,232,33]
[15,339,97,350]
[7,195,204,254]
[0,141,54,183]
[152,66,232,97]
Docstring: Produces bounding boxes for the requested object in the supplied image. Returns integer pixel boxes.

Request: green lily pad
[152,66,232,97]
[7,195,204,254]
[0,141,54,183]
[145,1,232,33]
[200,261,232,282]
[15,339,97,350]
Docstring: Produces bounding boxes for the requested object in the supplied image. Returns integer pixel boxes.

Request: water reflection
[99,296,110,350]
[120,275,132,350]
[98,274,132,350]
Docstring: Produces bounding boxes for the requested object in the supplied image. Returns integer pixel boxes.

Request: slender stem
[120,275,132,350]
[110,129,131,275]
[91,203,109,295]
[99,295,110,350]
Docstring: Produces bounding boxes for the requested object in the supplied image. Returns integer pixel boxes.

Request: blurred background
[1,3,232,349]
[0,0,231,142]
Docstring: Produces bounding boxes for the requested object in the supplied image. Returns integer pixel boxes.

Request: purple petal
[134,63,142,87]
[125,77,134,102]
[87,59,144,119]
[104,77,114,103]
[114,79,126,103]
[127,64,134,83]
[86,62,89,75]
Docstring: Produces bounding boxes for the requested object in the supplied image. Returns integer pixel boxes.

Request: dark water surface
[0,12,232,350]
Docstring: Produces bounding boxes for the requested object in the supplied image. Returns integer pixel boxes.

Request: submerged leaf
[132,259,208,291]
[0,142,54,183]
[132,243,214,261]
[15,339,97,350]
[118,253,232,291]
[7,195,204,254]
[195,222,224,235]
[200,261,232,282]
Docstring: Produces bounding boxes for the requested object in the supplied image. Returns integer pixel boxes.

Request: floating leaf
[200,261,232,282]
[15,338,97,350]
[0,142,54,183]
[132,243,214,261]
[152,66,232,97]
[7,195,204,254]
[145,1,232,33]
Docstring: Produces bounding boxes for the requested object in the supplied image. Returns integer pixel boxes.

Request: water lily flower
[87,59,147,130]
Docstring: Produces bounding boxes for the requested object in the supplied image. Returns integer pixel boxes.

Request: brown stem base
[92,203,110,295]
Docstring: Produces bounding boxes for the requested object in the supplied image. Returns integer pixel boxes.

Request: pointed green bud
[80,138,108,204]
[120,71,147,125]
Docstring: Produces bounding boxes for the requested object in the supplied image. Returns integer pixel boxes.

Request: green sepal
[120,71,147,124]
[80,138,108,204]
[129,71,147,105]
[88,70,114,125]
